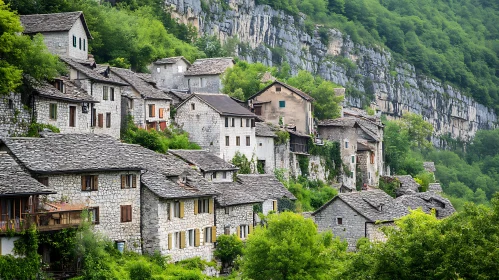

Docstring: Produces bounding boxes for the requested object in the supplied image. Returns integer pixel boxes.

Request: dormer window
[54,80,64,93]
[378,204,384,211]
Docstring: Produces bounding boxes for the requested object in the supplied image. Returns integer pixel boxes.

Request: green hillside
[257,0,499,111]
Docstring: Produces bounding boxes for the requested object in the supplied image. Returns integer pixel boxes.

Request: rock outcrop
[165,0,497,145]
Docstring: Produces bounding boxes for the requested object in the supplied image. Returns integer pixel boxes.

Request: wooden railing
[290,142,309,154]
[0,211,82,233]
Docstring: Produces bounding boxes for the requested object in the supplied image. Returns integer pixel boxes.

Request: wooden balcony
[0,211,84,233]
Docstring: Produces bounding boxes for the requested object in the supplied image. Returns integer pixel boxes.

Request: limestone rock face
[165,0,497,145]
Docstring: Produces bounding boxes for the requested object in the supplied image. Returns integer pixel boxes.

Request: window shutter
[273,200,277,211]
[236,226,240,238]
[128,205,132,222]
[159,108,164,118]
[168,233,172,250]
[132,175,137,188]
[209,198,214,214]
[93,176,99,191]
[249,224,253,234]
[121,175,126,189]
[120,206,124,222]
[194,199,198,215]
[81,176,86,191]
[98,114,103,128]
[179,201,184,218]
[195,229,200,247]
[151,105,156,117]
[211,226,217,242]
[180,231,186,249]
[168,203,173,220]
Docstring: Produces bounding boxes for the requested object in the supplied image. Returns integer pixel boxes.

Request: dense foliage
[257,0,499,112]
[121,115,200,152]
[0,1,65,95]
[230,151,253,174]
[213,234,243,271]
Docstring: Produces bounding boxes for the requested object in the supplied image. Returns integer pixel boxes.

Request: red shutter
[159,108,164,118]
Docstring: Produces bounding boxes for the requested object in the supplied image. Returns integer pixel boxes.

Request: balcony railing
[0,211,83,233]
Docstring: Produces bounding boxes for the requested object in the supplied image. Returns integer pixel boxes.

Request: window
[149,104,156,118]
[231,118,235,127]
[81,175,98,191]
[103,86,109,100]
[368,172,371,179]
[205,227,215,243]
[156,67,161,73]
[79,37,81,50]
[91,109,97,127]
[166,202,171,220]
[254,106,262,115]
[121,174,137,189]
[276,86,281,92]
[173,201,183,218]
[225,117,229,127]
[370,152,375,164]
[345,140,349,149]
[246,136,251,146]
[251,119,256,127]
[110,87,115,101]
[246,119,250,127]
[121,205,132,222]
[224,226,230,235]
[225,207,232,215]
[191,103,195,110]
[225,136,230,146]
[337,217,343,225]
[72,35,76,47]
[239,225,249,239]
[49,103,57,120]
[222,172,227,179]
[279,100,286,108]
[159,108,164,119]
[212,172,217,179]
[83,39,86,51]
[90,207,99,224]
[174,232,181,249]
[178,66,183,73]
[187,229,195,247]
[69,106,76,127]
[351,155,355,164]
[106,113,111,128]
[38,177,49,186]
[240,118,243,127]
[236,136,240,146]
[197,199,210,213]
[128,99,133,110]
[8,99,13,109]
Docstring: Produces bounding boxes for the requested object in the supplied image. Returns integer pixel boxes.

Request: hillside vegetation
[257,0,499,112]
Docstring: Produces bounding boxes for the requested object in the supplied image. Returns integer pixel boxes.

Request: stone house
[2,133,143,252]
[0,93,31,137]
[0,151,56,256]
[20,11,92,60]
[141,170,218,262]
[169,150,238,182]
[255,122,277,174]
[149,56,192,90]
[393,175,421,196]
[110,67,172,130]
[184,58,234,93]
[395,192,455,218]
[313,189,409,250]
[175,93,257,162]
[248,80,315,135]
[31,77,98,134]
[167,90,191,106]
[59,57,128,138]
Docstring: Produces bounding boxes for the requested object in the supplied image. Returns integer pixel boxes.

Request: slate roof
[212,182,263,206]
[141,171,217,199]
[0,151,56,196]
[169,150,238,172]
[394,175,420,196]
[423,162,436,173]
[395,192,455,218]
[167,90,191,102]
[428,183,443,193]
[236,174,297,201]
[255,122,277,138]
[153,56,191,66]
[2,134,144,174]
[317,117,358,127]
[182,93,256,118]
[357,141,372,151]
[110,67,171,100]
[20,11,92,38]
[59,57,128,86]
[249,80,314,102]
[184,57,234,76]
[313,189,409,222]
[33,77,97,103]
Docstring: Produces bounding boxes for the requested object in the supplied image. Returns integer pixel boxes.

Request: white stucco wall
[255,136,275,174]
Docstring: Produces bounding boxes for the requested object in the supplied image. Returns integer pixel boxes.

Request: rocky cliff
[165,0,497,145]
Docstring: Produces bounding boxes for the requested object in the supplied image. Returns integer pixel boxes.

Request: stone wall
[175,96,222,156]
[185,74,223,94]
[314,198,367,251]
[164,0,497,144]
[67,18,89,60]
[308,155,328,182]
[215,203,254,238]
[42,171,142,253]
[149,60,190,90]
[255,136,275,174]
[145,99,171,128]
[34,96,91,134]
[204,170,235,183]
[86,81,122,139]
[366,222,393,244]
[0,93,31,137]
[141,187,215,262]
[41,31,70,58]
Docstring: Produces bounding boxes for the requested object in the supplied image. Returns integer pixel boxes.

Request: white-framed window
[173,201,181,218]
[225,207,232,215]
[345,140,349,149]
[204,227,212,243]
[239,225,249,239]
[187,229,195,247]
[156,67,161,73]
[222,172,227,179]
[351,155,355,164]
[174,232,181,249]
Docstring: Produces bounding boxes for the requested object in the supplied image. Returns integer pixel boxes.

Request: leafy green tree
[0,1,65,95]
[230,151,252,174]
[222,60,272,100]
[213,234,243,270]
[399,113,434,149]
[194,35,227,58]
[242,212,347,280]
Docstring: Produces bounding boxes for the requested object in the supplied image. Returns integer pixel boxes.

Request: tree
[222,60,272,100]
[0,0,65,95]
[213,234,243,271]
[399,113,433,149]
[242,212,347,279]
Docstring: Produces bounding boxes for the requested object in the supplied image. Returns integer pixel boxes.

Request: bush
[214,235,243,269]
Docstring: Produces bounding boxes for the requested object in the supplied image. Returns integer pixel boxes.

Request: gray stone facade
[141,187,215,262]
[42,171,142,252]
[34,96,91,134]
[186,74,223,93]
[122,93,171,130]
[0,93,31,137]
[149,59,191,90]
[215,204,254,239]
